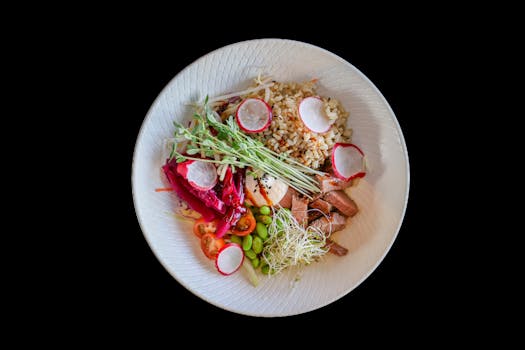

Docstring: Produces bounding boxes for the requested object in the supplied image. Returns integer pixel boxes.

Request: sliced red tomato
[231,209,256,236]
[200,233,226,260]
[193,218,219,239]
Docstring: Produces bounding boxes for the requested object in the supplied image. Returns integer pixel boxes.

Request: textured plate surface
[132,39,409,316]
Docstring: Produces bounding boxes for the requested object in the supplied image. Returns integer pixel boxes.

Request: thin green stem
[171,104,325,196]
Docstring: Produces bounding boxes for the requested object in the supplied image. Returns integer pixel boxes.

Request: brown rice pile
[216,78,352,169]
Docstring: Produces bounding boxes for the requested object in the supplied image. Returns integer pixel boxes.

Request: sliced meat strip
[309,198,333,214]
[291,194,309,227]
[323,190,358,217]
[307,209,324,223]
[309,192,324,202]
[310,212,347,235]
[278,187,297,209]
[316,174,353,193]
[326,239,348,256]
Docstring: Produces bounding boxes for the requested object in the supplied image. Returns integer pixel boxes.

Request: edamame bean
[261,264,270,275]
[252,236,263,254]
[251,257,260,268]
[257,215,272,225]
[242,235,253,251]
[230,235,242,245]
[245,249,256,260]
[255,222,268,239]
[259,206,271,216]
[262,216,272,225]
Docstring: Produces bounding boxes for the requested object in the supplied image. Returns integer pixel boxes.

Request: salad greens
[262,208,329,275]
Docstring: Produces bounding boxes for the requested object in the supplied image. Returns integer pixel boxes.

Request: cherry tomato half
[193,218,219,239]
[200,233,225,260]
[231,209,256,236]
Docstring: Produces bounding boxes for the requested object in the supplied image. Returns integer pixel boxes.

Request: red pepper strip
[155,187,173,192]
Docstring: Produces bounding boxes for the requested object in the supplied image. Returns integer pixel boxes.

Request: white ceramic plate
[132,39,409,317]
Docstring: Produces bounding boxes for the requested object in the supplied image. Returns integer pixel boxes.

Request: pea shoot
[170,101,325,197]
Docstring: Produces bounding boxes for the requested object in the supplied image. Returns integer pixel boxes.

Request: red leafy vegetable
[221,167,245,207]
[179,178,226,214]
[215,207,244,238]
[163,159,247,238]
[215,167,246,238]
[162,160,217,222]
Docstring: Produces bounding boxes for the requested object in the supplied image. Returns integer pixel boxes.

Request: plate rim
[131,38,410,317]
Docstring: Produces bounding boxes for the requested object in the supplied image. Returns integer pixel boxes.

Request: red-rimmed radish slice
[177,160,217,191]
[298,96,333,133]
[331,143,367,181]
[235,98,272,133]
[215,243,244,276]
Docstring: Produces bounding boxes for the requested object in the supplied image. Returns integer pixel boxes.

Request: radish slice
[331,143,367,181]
[298,96,333,133]
[177,160,217,191]
[215,243,244,276]
[235,98,272,133]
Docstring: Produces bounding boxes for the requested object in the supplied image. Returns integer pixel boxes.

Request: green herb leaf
[169,100,325,196]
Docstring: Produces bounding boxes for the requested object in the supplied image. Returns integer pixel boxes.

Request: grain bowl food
[157,76,367,285]
[214,78,352,169]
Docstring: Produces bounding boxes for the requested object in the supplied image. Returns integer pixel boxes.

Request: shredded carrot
[311,78,319,83]
[155,187,173,192]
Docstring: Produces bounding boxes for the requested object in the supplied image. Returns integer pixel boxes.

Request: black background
[5,5,509,341]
